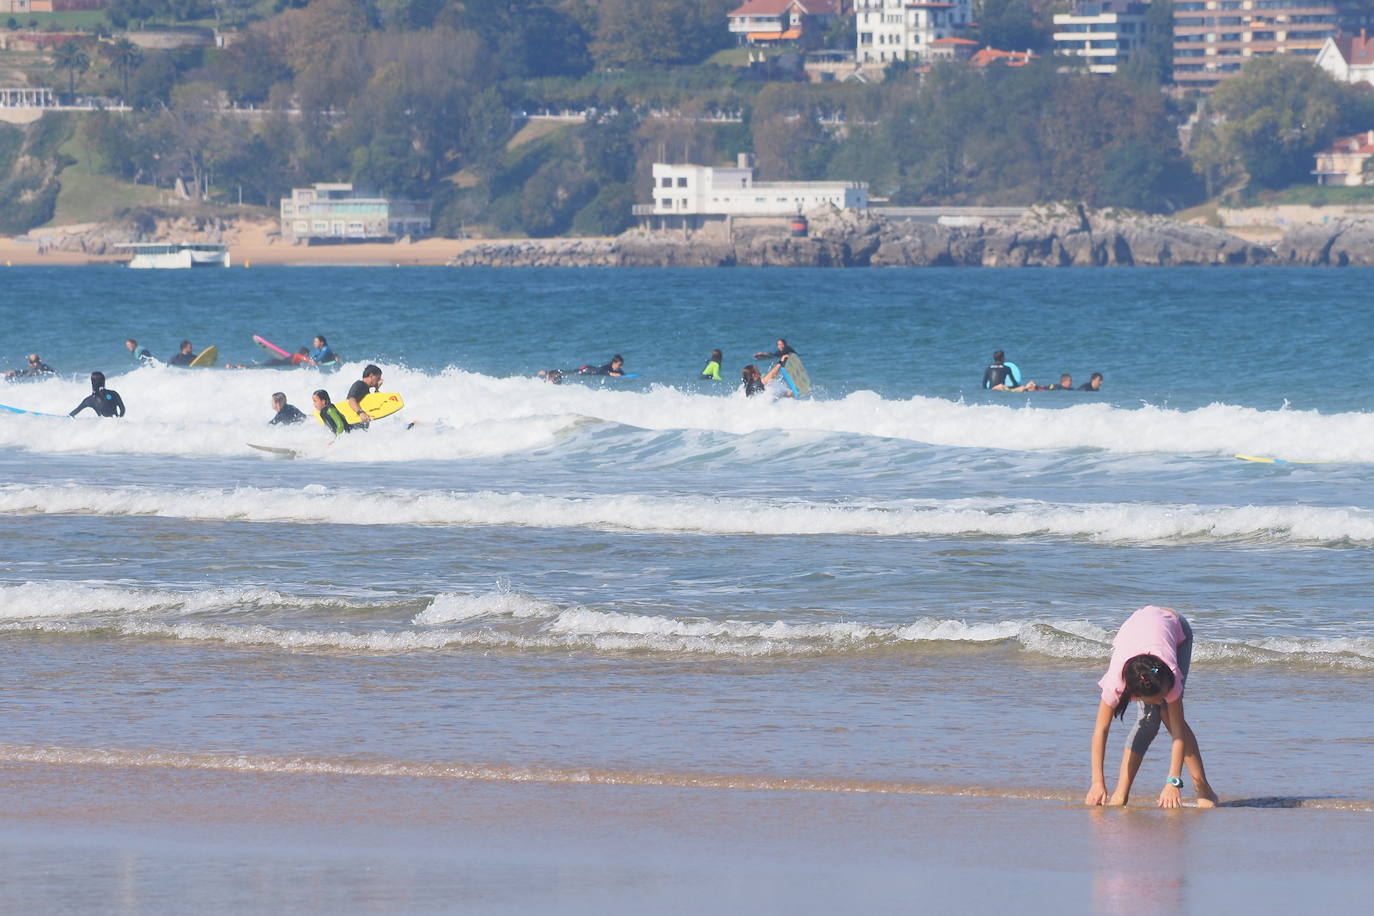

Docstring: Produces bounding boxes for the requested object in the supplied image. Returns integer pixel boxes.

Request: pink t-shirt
[1098,605,1186,708]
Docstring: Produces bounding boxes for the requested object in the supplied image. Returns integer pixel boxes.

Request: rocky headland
[8,205,1374,268]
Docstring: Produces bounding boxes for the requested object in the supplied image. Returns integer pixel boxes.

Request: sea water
[1,265,1373,808]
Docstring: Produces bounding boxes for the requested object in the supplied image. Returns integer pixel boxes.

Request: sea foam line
[2,743,1366,811]
[2,484,1373,545]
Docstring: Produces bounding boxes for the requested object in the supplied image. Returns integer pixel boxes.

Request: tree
[593,0,733,68]
[103,37,142,102]
[52,40,90,102]
[974,0,1050,53]
[1205,56,1353,190]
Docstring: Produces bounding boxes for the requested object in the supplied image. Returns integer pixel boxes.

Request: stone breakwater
[446,206,1374,268]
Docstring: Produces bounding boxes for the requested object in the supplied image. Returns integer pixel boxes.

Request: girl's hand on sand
[1158,785,1182,809]
[1084,785,1108,806]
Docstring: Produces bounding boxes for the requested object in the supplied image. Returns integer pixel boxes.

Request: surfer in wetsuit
[168,340,196,367]
[1079,372,1104,391]
[754,338,797,360]
[4,353,54,380]
[741,359,786,397]
[125,338,154,363]
[310,335,337,365]
[69,371,125,418]
[269,392,306,425]
[312,389,354,435]
[982,350,1021,390]
[579,355,625,377]
[346,364,383,424]
[701,349,723,381]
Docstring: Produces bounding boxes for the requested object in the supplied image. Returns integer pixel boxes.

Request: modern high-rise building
[1053,1,1152,74]
[1173,0,1340,90]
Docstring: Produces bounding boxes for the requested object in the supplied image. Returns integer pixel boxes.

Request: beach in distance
[2,265,1373,912]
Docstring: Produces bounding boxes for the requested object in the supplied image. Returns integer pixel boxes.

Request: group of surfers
[539,338,801,398]
[124,335,341,369]
[982,349,1104,392]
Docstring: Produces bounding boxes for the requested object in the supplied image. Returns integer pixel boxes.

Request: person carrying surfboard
[347,365,384,425]
[1085,605,1218,809]
[69,372,125,418]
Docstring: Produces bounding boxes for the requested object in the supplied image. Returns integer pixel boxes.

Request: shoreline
[3,206,1374,267]
[3,759,1372,912]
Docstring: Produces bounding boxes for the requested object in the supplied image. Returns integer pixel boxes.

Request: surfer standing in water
[347,365,383,425]
[69,371,125,418]
[1086,605,1218,809]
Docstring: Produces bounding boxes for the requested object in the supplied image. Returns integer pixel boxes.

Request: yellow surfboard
[315,391,405,426]
[188,345,218,367]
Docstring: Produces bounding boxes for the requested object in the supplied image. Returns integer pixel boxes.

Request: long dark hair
[1112,654,1175,720]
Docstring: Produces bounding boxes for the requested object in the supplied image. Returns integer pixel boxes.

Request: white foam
[413,589,558,625]
[4,483,1373,545]
[0,580,365,620]
[2,365,1372,461]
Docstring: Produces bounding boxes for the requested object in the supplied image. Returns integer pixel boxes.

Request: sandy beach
[0,220,536,267]
[3,759,1371,914]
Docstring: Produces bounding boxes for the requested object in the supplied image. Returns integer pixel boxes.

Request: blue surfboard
[0,402,67,418]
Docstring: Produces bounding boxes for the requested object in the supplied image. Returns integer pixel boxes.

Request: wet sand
[2,760,1370,913]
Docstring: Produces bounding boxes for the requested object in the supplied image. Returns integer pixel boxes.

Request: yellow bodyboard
[315,391,405,426]
[188,345,218,367]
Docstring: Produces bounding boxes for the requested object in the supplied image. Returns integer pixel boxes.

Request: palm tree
[103,38,141,103]
[52,39,90,104]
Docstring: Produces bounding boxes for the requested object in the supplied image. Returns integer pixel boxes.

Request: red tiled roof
[971,47,1035,67]
[730,0,837,16]
[1321,130,1374,155]
[1327,33,1374,67]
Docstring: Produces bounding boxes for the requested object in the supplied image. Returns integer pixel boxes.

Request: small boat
[116,242,231,269]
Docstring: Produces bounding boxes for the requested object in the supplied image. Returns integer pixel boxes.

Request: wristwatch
[1165,776,1183,788]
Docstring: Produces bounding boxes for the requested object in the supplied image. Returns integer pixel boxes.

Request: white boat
[116,242,231,269]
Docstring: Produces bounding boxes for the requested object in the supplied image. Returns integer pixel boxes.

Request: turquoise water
[1,265,1373,809]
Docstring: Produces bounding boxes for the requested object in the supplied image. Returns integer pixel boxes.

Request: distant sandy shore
[0,220,537,267]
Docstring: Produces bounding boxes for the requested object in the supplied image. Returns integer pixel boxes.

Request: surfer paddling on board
[4,353,55,381]
[69,371,125,418]
[578,355,625,377]
[125,338,154,363]
[1079,372,1104,391]
[1086,605,1218,809]
[347,365,383,425]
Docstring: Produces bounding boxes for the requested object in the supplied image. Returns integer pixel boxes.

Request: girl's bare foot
[1196,786,1218,808]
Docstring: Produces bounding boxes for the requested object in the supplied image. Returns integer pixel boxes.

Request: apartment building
[1053,1,1151,74]
[280,183,431,244]
[1173,0,1340,90]
[854,0,973,66]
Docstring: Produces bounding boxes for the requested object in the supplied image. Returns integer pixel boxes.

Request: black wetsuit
[1078,381,1101,391]
[69,388,126,418]
[347,379,375,402]
[982,363,1016,389]
[755,345,798,359]
[271,404,306,425]
[743,378,766,397]
[169,352,195,367]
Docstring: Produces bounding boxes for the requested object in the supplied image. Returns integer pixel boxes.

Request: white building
[1052,1,1149,75]
[1315,30,1374,86]
[280,183,431,244]
[1313,130,1374,186]
[636,157,868,233]
[854,0,973,67]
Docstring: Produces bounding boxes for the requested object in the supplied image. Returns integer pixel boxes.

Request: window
[676,177,688,188]
[660,177,672,188]
[660,198,672,208]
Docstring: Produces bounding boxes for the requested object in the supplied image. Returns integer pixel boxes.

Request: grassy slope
[46,128,161,226]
